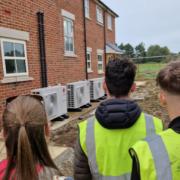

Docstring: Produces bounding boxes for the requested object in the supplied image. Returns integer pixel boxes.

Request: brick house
[0,0,121,121]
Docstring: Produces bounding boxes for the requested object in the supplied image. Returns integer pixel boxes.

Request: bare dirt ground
[51,80,169,148]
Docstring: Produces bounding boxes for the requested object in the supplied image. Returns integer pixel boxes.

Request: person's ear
[103,80,110,96]
[159,90,167,107]
[103,80,107,92]
[130,83,136,93]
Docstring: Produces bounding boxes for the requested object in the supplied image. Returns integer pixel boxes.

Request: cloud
[102,0,180,52]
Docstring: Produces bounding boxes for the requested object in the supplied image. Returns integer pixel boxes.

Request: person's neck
[108,95,130,100]
[167,102,180,121]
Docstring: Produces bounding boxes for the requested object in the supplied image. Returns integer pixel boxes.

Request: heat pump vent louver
[67,81,90,109]
[89,78,105,100]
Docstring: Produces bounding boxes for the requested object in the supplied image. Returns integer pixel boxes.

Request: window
[87,48,92,72]
[107,14,112,30]
[84,0,90,18]
[96,6,103,24]
[97,53,103,73]
[64,18,74,54]
[1,39,28,77]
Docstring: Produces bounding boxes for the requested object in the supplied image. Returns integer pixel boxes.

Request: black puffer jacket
[74,99,141,180]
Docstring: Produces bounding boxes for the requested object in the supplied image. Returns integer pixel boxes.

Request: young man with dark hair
[74,58,163,180]
[130,61,180,180]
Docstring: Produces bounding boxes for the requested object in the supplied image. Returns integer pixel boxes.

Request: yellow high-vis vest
[131,129,180,180]
[79,113,163,180]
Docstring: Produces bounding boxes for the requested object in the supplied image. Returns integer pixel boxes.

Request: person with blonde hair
[0,95,66,180]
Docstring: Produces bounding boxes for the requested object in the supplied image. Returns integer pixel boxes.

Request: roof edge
[96,0,119,17]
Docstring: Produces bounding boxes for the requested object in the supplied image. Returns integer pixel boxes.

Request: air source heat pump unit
[31,85,68,121]
[89,77,105,100]
[67,81,90,109]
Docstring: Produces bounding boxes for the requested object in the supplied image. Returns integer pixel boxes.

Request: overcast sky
[102,0,180,53]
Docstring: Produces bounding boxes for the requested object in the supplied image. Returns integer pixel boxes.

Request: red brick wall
[0,0,86,122]
[86,0,116,79]
[0,0,117,122]
[105,12,116,43]
[86,0,105,79]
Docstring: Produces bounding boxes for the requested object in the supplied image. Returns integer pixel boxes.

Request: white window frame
[84,0,90,18]
[0,38,29,77]
[63,17,75,56]
[87,47,92,72]
[97,50,104,74]
[96,6,103,24]
[107,14,112,30]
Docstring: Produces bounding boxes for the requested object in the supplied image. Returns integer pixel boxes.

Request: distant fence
[134,55,180,80]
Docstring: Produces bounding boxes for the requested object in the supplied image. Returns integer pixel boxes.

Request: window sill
[86,16,92,21]
[108,28,113,31]
[96,22,104,27]
[98,71,104,75]
[88,70,93,73]
[64,53,77,58]
[1,76,34,84]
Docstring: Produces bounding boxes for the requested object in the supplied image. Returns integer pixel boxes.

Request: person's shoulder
[0,159,8,170]
[0,159,8,178]
[143,112,164,131]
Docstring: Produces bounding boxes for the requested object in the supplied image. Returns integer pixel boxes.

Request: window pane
[15,43,25,57]
[98,55,102,61]
[64,20,68,36]
[64,37,69,51]
[3,42,14,56]
[87,53,90,60]
[87,62,91,69]
[69,38,74,51]
[108,15,112,29]
[16,59,26,73]
[98,64,103,70]
[85,0,89,17]
[68,21,73,36]
[5,59,16,74]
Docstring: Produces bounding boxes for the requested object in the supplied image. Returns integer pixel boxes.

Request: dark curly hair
[105,58,137,97]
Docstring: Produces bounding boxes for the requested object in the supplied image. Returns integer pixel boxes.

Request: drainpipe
[83,0,88,80]
[103,10,107,66]
[37,12,48,87]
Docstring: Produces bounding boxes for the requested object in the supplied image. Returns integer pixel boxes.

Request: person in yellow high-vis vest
[130,61,180,180]
[74,58,163,180]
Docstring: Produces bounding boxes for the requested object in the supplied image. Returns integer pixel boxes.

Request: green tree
[119,43,125,50]
[135,42,146,57]
[147,45,170,57]
[119,43,134,58]
[160,46,170,56]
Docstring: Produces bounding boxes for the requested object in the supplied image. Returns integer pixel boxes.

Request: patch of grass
[136,63,166,80]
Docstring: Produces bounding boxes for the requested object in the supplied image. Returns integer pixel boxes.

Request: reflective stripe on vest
[86,114,155,180]
[144,113,155,136]
[145,135,172,180]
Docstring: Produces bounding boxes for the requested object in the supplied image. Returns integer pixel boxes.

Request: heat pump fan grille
[68,85,75,108]
[90,81,94,99]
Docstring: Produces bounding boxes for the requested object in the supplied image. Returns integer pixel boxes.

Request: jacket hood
[95,99,141,129]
